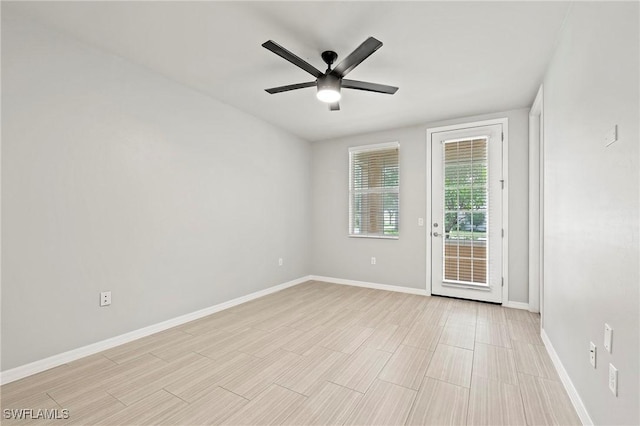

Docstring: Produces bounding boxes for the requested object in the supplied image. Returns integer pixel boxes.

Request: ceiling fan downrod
[321,50,338,72]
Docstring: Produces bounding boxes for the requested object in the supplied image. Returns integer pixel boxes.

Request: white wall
[310,108,530,303]
[1,13,311,371]
[543,2,639,425]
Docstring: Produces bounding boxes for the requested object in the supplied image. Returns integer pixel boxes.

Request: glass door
[430,123,503,303]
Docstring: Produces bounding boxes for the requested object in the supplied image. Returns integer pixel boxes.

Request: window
[443,137,488,284]
[349,142,399,238]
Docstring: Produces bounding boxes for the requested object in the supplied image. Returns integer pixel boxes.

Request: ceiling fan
[262,37,398,111]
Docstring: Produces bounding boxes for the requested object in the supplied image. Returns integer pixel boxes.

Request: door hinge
[500,179,505,189]
[501,277,504,287]
[501,229,504,238]
[501,132,504,142]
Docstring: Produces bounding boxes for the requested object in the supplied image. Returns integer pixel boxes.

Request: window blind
[349,142,399,238]
[443,138,488,284]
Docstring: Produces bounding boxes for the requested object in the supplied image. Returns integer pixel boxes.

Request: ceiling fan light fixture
[262,38,398,110]
[316,75,341,103]
[317,88,341,103]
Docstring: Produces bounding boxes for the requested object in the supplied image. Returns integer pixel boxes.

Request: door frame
[529,85,544,319]
[425,118,509,303]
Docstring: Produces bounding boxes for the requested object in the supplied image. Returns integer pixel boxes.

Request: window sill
[348,235,399,240]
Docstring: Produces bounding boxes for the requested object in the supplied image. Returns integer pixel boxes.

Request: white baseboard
[541,328,593,426]
[309,275,429,296]
[502,301,530,310]
[0,275,310,385]
[310,276,533,310]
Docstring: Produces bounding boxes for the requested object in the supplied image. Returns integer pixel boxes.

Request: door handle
[432,231,442,237]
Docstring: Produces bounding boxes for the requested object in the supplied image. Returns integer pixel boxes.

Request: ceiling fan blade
[329,102,340,111]
[331,37,383,78]
[265,82,316,94]
[262,40,323,78]
[342,79,398,94]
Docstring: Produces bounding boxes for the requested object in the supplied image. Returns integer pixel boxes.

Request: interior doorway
[529,86,544,322]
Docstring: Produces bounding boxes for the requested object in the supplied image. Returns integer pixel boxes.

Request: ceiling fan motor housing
[316,74,341,102]
[317,73,340,90]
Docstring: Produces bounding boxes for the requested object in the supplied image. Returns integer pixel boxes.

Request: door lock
[433,231,442,237]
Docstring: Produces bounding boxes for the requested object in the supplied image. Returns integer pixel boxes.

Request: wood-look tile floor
[1,281,581,425]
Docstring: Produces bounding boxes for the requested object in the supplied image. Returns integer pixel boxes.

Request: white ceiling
[6,1,570,141]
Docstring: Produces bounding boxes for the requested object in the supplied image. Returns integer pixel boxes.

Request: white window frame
[348,141,400,239]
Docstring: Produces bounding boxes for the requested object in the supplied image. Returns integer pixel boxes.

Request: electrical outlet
[278,258,283,266]
[589,342,596,368]
[418,218,424,226]
[100,291,111,307]
[371,257,376,265]
[609,363,618,396]
[604,323,613,353]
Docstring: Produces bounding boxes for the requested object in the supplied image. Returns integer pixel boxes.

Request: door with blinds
[430,123,503,303]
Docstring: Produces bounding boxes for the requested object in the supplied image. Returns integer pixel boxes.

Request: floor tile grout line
[376,377,421,393]
[434,342,475,352]
[516,369,562,382]
[326,380,366,395]
[403,372,427,425]
[421,374,471,390]
[162,387,192,404]
[511,324,536,426]
[44,391,65,410]
[466,312,477,425]
[104,389,127,408]
[218,385,256,402]
[269,382,311,399]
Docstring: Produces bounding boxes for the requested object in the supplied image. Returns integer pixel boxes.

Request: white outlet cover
[418,218,424,226]
[589,342,596,368]
[604,323,613,353]
[100,291,112,307]
[609,363,618,396]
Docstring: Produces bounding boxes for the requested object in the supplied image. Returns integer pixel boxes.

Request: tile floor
[0,281,581,425]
